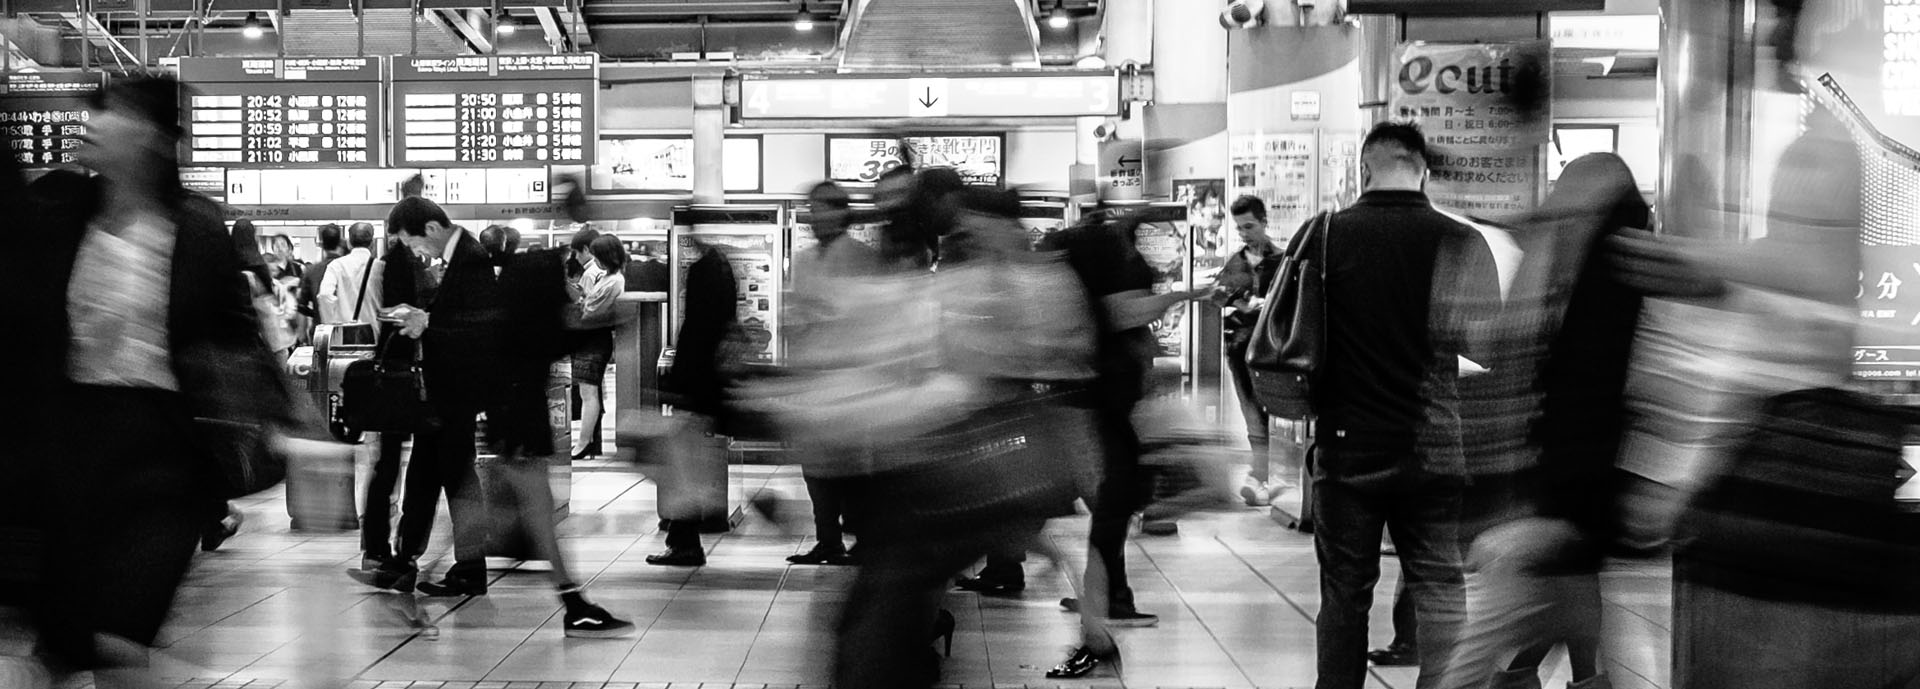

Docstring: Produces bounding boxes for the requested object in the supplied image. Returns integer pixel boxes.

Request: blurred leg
[501,457,576,588]
[835,529,997,689]
[1389,471,1466,689]
[1224,346,1270,482]
[359,431,407,560]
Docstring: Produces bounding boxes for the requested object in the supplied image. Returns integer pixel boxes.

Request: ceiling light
[794,1,816,31]
[242,12,264,39]
[496,11,518,35]
[1047,1,1070,29]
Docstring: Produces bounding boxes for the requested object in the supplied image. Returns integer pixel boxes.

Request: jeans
[1312,441,1466,689]
[359,431,410,560]
[1225,339,1271,482]
[1086,402,1143,612]
[397,407,488,576]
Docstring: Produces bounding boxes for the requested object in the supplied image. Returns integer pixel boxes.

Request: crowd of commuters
[3,17,1920,687]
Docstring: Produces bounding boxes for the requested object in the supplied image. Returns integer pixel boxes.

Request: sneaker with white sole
[1239,477,1273,507]
[564,605,636,639]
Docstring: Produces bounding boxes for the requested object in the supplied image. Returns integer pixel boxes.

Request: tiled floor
[96,446,1679,689]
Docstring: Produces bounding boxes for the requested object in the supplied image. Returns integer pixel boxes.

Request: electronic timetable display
[179,57,384,168]
[0,72,103,168]
[391,54,596,167]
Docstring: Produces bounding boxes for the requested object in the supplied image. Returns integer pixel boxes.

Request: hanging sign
[179,57,384,168]
[1390,40,1551,220]
[741,72,1119,120]
[391,54,596,167]
[825,134,1003,186]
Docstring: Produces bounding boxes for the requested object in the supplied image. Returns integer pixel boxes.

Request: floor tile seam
[577,510,677,677]
[1601,598,1669,632]
[1132,544,1257,689]
[591,475,653,514]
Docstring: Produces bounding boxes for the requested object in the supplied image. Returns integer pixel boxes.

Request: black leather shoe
[1368,642,1419,666]
[347,561,418,593]
[646,548,707,567]
[417,574,488,597]
[954,574,1025,596]
[786,543,851,566]
[1046,645,1119,679]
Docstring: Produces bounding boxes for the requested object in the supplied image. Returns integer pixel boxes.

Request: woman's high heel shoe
[931,609,956,657]
[1046,645,1119,679]
[570,441,601,460]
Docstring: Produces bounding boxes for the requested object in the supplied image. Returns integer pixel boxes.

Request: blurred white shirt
[318,246,376,325]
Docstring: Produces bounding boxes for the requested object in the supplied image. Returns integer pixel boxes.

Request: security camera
[1220,0,1265,29]
[1091,119,1119,142]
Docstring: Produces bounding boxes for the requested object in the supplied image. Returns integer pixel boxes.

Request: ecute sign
[1390,40,1551,220]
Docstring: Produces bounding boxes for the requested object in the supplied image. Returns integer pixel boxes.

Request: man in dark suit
[350,197,504,596]
[298,223,344,325]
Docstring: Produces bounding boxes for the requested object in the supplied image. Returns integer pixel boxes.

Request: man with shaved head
[1308,122,1500,689]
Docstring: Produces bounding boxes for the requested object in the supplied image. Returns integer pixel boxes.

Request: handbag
[340,336,433,434]
[1681,387,1920,611]
[1245,212,1330,419]
[179,334,307,498]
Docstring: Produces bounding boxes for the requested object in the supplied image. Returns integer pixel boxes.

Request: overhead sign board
[826,134,1003,187]
[392,54,596,167]
[0,71,103,169]
[740,72,1119,120]
[180,57,384,168]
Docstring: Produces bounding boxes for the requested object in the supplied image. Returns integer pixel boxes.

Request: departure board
[392,54,596,167]
[179,57,383,168]
[0,72,102,168]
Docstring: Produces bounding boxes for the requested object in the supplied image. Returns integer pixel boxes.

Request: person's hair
[502,226,522,253]
[267,234,296,258]
[401,174,426,199]
[1230,195,1267,223]
[316,224,343,252]
[479,225,510,257]
[569,226,601,253]
[808,180,851,209]
[877,163,916,186]
[347,222,375,248]
[385,196,450,237]
[1548,153,1650,232]
[588,234,629,272]
[1361,121,1431,173]
[1198,184,1224,205]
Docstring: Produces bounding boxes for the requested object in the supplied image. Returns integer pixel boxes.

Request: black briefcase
[340,357,434,434]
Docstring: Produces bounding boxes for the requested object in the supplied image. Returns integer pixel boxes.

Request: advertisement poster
[1174,179,1228,272]
[1319,133,1362,213]
[675,231,780,364]
[1390,40,1551,220]
[593,137,762,192]
[1019,204,1068,248]
[1229,132,1318,240]
[790,220,882,254]
[1126,206,1192,364]
[827,135,1003,186]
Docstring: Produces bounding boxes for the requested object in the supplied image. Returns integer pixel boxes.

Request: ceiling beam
[428,7,489,54]
[59,13,139,69]
[532,6,567,51]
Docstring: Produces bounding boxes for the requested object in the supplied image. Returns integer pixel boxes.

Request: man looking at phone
[1217,195,1284,507]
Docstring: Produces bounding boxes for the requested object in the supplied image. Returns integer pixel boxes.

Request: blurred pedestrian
[648,236,737,567]
[786,181,878,566]
[7,74,299,688]
[1309,122,1499,689]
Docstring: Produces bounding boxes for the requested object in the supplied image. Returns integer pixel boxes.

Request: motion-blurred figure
[647,235,738,567]
[1310,122,1498,689]
[786,181,879,566]
[5,74,299,689]
[1435,153,1650,689]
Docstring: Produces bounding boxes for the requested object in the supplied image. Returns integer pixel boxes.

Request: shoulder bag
[1244,212,1329,419]
[340,335,434,434]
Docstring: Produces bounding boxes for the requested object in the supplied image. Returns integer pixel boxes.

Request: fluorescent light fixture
[496,11,518,35]
[242,12,264,39]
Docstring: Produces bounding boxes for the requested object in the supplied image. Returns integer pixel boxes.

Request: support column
[691,75,726,206]
[1661,0,1757,240]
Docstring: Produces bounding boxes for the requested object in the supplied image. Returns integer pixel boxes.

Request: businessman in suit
[350,198,505,596]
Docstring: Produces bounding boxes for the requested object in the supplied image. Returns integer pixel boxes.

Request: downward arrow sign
[917,87,941,109]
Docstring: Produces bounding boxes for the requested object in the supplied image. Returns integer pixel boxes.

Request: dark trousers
[836,520,1026,689]
[1087,402,1143,611]
[1389,577,1416,647]
[396,407,488,576]
[1226,340,1270,481]
[40,386,204,668]
[665,517,702,551]
[1311,442,1465,689]
[358,431,411,560]
[802,467,849,550]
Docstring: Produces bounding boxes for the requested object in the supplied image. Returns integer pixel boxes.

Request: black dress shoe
[645,548,707,567]
[786,543,851,565]
[954,574,1025,595]
[347,561,418,593]
[1368,642,1419,666]
[1046,645,1119,679]
[417,574,488,597]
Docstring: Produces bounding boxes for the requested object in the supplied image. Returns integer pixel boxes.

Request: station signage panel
[826,134,1003,186]
[0,71,102,169]
[391,54,597,167]
[740,72,1119,120]
[180,57,384,168]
